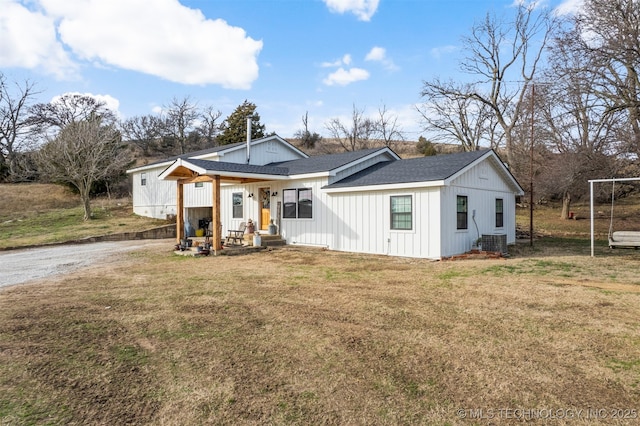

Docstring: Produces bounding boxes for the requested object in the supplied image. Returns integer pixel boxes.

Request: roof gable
[127,134,306,173]
[326,150,489,188]
[325,149,523,194]
[268,147,399,175]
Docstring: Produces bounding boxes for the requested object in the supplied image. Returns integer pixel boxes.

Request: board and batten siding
[274,175,443,259]
[440,157,518,257]
[131,167,177,219]
[220,139,304,165]
[324,188,441,258]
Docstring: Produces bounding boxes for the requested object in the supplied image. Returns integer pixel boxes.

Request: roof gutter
[324,180,445,193]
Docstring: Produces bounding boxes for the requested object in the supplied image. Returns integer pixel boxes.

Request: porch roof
[159,158,290,183]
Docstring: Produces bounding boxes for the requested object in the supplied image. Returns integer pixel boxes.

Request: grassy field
[0,184,169,249]
[1,184,640,424]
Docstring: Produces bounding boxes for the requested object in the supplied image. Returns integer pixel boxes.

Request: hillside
[0,183,168,249]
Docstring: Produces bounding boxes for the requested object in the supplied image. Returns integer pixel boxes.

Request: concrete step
[263,239,286,247]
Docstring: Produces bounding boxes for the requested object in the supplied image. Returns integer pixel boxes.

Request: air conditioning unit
[482,234,507,254]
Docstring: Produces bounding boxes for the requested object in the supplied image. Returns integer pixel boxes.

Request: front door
[259,187,270,231]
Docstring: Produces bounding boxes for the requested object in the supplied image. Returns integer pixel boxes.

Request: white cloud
[51,92,122,117]
[323,67,370,86]
[0,0,262,88]
[365,46,398,71]
[554,0,583,16]
[430,45,458,60]
[322,54,352,68]
[0,1,78,79]
[365,46,386,62]
[323,0,380,21]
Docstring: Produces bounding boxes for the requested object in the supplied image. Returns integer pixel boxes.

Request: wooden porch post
[176,180,184,243]
[212,175,222,251]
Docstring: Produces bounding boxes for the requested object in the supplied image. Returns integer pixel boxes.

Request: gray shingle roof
[326,149,491,188]
[185,158,289,176]
[268,148,389,174]
[138,142,245,169]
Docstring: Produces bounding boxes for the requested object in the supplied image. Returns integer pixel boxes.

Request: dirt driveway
[0,239,172,289]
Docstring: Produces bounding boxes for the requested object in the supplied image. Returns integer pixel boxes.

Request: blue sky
[1,0,580,140]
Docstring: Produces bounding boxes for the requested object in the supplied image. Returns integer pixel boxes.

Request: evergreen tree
[416,136,437,156]
[217,100,267,145]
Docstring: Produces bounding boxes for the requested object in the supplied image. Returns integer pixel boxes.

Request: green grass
[0,199,168,249]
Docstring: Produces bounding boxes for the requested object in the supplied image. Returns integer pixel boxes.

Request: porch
[174,233,286,256]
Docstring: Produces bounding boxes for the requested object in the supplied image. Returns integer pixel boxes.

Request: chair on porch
[224,222,246,246]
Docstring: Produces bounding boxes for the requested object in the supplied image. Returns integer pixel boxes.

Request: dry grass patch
[1,244,640,424]
[0,183,168,249]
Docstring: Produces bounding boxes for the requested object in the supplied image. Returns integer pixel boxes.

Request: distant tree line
[0,80,271,219]
[418,0,640,217]
[3,0,640,220]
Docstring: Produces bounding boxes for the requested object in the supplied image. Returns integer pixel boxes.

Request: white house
[127,135,523,259]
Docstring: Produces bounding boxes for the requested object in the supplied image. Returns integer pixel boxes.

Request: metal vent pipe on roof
[246,117,252,164]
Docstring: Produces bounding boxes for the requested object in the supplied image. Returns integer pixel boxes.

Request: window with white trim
[495,198,504,228]
[283,188,312,219]
[390,195,412,230]
[140,172,147,186]
[232,192,243,219]
[457,195,468,230]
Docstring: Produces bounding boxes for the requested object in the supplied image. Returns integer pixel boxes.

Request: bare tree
[569,0,640,157]
[0,73,39,180]
[196,105,223,148]
[120,114,163,157]
[293,111,322,149]
[325,104,376,152]
[375,105,404,148]
[37,119,131,220]
[419,80,498,151]
[420,2,556,167]
[159,96,200,155]
[30,93,117,132]
[532,14,626,218]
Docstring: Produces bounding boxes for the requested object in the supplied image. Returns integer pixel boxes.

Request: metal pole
[529,83,535,247]
[590,180,595,257]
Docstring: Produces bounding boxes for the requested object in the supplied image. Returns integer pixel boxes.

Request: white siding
[131,168,177,219]
[130,137,307,219]
[219,139,305,165]
[264,176,443,259]
[250,139,305,165]
[440,158,517,257]
[323,188,441,259]
[184,182,212,207]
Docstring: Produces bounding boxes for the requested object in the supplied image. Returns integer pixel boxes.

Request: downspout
[246,117,252,164]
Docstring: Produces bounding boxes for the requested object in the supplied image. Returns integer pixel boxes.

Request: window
[390,195,412,230]
[195,182,203,188]
[232,192,243,219]
[457,195,468,230]
[140,172,147,186]
[283,188,312,219]
[266,140,278,153]
[495,198,504,228]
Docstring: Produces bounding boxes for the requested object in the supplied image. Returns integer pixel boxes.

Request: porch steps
[260,234,287,247]
[242,233,287,247]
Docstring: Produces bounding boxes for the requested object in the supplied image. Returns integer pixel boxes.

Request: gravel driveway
[0,240,170,289]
